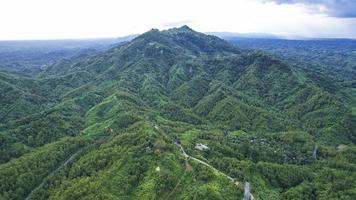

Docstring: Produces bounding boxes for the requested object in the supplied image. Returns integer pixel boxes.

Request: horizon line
[1,30,356,42]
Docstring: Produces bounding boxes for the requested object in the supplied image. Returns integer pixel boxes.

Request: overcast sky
[1,0,356,40]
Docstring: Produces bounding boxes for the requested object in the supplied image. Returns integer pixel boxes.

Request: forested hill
[225,37,356,85]
[0,37,131,75]
[0,26,355,200]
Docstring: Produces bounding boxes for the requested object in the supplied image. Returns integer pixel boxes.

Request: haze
[1,0,356,40]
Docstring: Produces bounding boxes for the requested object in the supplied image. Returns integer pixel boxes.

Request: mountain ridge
[0,26,355,200]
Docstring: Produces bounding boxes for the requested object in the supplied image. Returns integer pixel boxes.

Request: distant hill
[208,32,281,39]
[0,36,137,74]
[224,37,356,84]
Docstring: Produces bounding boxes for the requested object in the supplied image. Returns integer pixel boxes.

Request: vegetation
[0,26,355,199]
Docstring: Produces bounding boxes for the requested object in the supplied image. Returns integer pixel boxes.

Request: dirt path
[155,124,255,199]
[175,142,255,200]
[164,158,189,200]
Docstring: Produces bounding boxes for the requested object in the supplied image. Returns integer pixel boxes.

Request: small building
[195,143,209,151]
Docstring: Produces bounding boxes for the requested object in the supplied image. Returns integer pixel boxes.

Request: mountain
[208,32,281,39]
[0,26,355,200]
[225,37,356,84]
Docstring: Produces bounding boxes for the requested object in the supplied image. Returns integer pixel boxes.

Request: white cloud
[0,0,355,40]
[262,0,356,18]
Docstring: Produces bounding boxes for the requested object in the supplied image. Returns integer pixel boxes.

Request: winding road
[174,142,255,200]
[155,124,255,199]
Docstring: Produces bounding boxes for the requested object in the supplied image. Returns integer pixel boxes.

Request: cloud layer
[265,0,356,18]
[1,0,356,40]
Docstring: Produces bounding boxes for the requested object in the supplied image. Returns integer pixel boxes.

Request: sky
[0,0,356,40]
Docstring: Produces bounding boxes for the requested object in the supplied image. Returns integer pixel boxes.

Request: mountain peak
[180,24,191,29]
[165,25,195,34]
[129,25,240,55]
[177,25,194,31]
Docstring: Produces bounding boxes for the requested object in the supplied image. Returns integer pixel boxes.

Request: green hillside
[0,26,355,200]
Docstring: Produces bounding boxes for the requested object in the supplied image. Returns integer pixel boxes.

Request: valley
[0,26,355,200]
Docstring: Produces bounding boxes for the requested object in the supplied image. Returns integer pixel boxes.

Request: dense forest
[0,26,355,199]
[226,37,356,86]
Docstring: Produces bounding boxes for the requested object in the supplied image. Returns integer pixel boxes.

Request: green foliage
[0,137,85,200]
[0,26,355,200]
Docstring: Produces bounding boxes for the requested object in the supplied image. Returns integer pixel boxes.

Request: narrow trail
[164,159,189,200]
[24,149,82,200]
[174,142,255,200]
[154,124,255,199]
